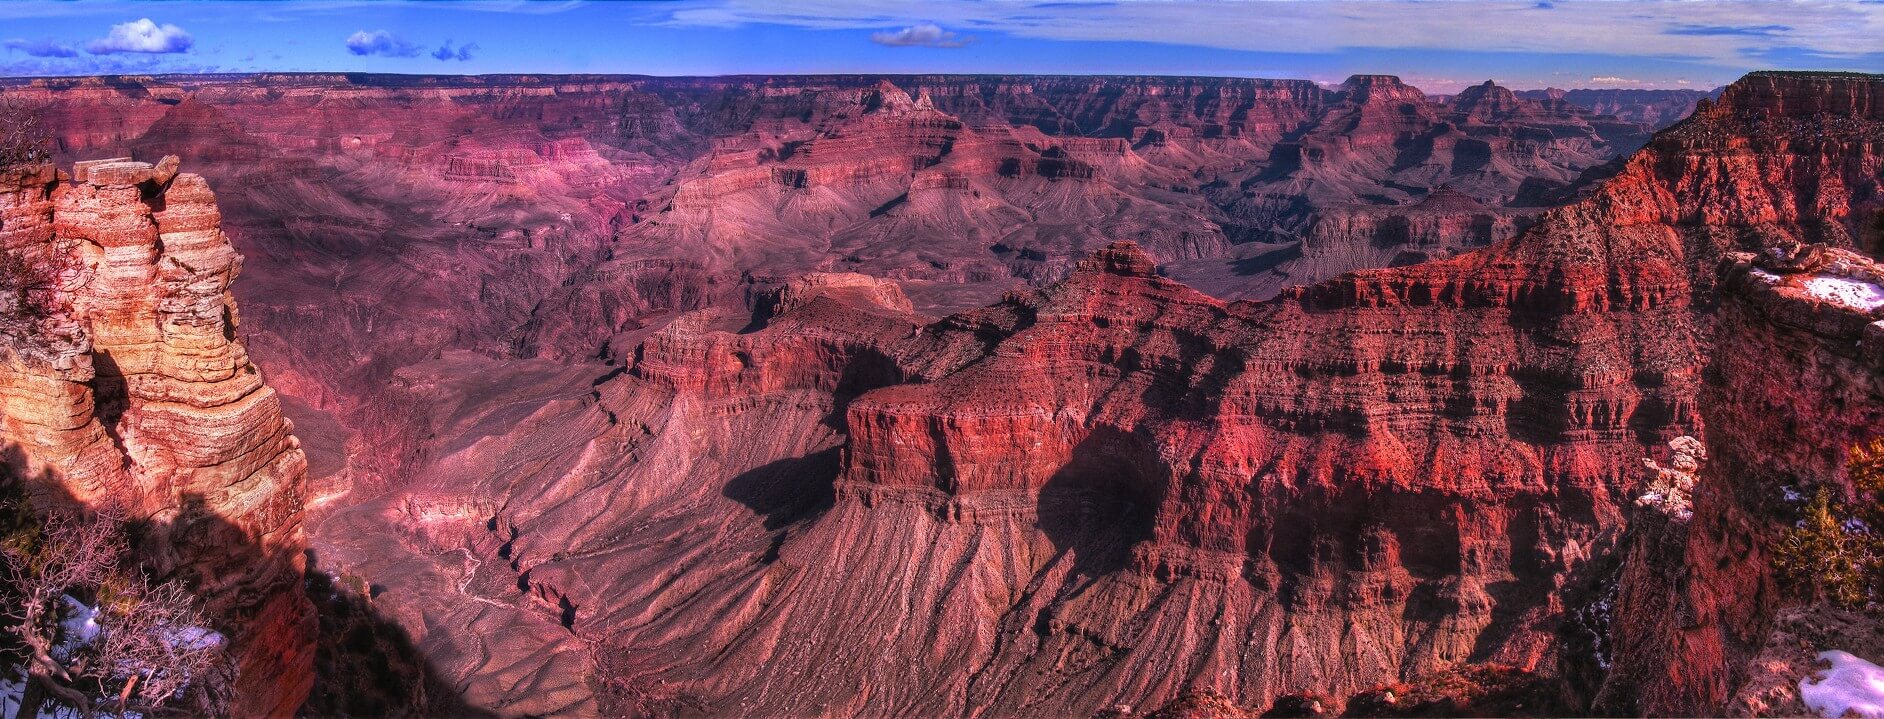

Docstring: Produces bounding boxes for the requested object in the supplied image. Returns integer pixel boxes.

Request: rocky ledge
[1582,244,1884,715]
[0,158,313,717]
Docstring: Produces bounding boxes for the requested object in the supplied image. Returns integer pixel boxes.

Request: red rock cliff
[0,158,314,717]
[21,71,1871,717]
[1584,245,1884,715]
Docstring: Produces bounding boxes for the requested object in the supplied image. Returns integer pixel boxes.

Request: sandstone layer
[0,158,314,717]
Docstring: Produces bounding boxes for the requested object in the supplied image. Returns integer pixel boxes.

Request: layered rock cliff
[0,71,1667,510]
[0,158,313,717]
[1578,245,1884,715]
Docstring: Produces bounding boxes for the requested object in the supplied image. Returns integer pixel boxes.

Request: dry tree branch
[0,94,51,170]
[0,507,231,718]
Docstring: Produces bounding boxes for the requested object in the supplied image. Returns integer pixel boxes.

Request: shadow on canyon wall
[1038,428,1163,579]
[719,343,905,533]
[722,447,842,532]
[301,546,498,719]
[0,441,491,718]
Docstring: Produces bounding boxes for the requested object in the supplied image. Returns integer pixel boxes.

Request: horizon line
[0,69,1769,93]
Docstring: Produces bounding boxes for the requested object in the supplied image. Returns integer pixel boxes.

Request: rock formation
[271,71,1881,716]
[0,72,1664,509]
[1513,87,1717,128]
[0,157,313,717]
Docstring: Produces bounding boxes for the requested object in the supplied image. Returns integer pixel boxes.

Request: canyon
[0,71,1695,498]
[0,70,1877,718]
[1510,88,1717,129]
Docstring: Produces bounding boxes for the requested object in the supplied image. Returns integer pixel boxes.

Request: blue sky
[2,1,1881,92]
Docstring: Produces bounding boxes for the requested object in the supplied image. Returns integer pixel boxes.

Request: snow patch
[53,595,101,660]
[0,672,22,719]
[1802,276,1884,312]
[0,668,78,719]
[1801,650,1884,719]
[162,624,223,652]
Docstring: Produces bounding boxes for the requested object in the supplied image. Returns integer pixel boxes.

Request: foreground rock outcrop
[1580,245,1884,715]
[0,158,313,716]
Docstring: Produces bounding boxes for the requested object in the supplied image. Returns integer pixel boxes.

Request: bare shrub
[0,95,51,170]
[0,249,62,323]
[0,95,67,332]
[0,506,231,718]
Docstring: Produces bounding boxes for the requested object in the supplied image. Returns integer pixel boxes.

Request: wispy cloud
[0,53,223,77]
[664,0,1884,66]
[871,23,970,48]
[1666,24,1791,37]
[345,29,422,57]
[3,38,77,58]
[86,18,192,55]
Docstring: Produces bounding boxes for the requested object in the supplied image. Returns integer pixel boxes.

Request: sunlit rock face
[0,158,314,717]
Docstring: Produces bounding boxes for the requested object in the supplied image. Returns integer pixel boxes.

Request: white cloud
[346,29,423,57]
[1587,75,1674,88]
[86,18,192,55]
[871,23,970,48]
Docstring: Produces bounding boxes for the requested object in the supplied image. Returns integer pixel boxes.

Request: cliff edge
[0,158,314,717]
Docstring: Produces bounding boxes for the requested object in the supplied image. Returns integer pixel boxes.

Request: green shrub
[1771,439,1884,608]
